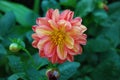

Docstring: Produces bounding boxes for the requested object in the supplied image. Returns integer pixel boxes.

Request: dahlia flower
[32,9,87,63]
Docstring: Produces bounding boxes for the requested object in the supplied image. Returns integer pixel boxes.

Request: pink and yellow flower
[32,9,87,63]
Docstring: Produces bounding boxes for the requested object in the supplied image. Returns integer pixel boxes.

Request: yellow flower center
[51,30,65,45]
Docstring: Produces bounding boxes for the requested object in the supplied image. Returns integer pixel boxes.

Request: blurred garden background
[0,0,120,80]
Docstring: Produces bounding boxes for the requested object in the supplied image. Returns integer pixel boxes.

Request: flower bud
[9,43,21,52]
[46,68,60,80]
[98,2,105,9]
[98,2,109,11]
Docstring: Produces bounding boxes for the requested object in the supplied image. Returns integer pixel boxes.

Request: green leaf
[93,10,108,23]
[80,65,94,75]
[0,1,38,27]
[0,44,7,55]
[59,62,80,80]
[75,0,94,17]
[26,31,33,43]
[7,55,24,73]
[101,2,120,28]
[33,53,48,69]
[108,1,120,15]
[60,0,76,8]
[8,73,27,80]
[101,26,120,47]
[41,0,60,14]
[100,2,120,47]
[91,49,120,80]
[0,11,15,36]
[25,67,46,80]
[86,37,111,52]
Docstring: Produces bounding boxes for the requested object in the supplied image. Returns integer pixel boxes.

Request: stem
[22,48,35,65]
[33,0,40,13]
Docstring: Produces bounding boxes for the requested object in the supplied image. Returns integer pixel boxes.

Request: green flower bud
[98,2,104,9]
[9,43,21,52]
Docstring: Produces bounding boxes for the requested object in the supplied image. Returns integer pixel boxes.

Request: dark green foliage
[0,0,120,80]
[59,62,80,80]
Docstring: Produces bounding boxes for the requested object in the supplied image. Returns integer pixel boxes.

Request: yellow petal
[80,25,87,33]
[36,27,51,37]
[57,45,67,60]
[48,20,58,30]
[65,36,74,49]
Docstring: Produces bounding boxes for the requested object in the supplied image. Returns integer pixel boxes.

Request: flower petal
[69,25,87,37]
[32,40,38,48]
[37,36,49,49]
[57,20,72,30]
[70,17,82,26]
[67,54,74,62]
[46,9,54,19]
[52,9,59,22]
[73,44,80,53]
[80,25,87,33]
[60,10,74,21]
[36,18,49,26]
[32,33,40,48]
[44,41,56,57]
[35,26,51,37]
[39,50,45,57]
[32,25,37,32]
[78,46,83,54]
[48,20,58,30]
[68,44,82,55]
[32,33,39,40]
[77,34,87,45]
[65,36,74,49]
[51,54,58,64]
[57,45,67,60]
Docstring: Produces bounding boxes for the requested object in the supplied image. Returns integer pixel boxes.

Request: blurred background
[0,0,120,80]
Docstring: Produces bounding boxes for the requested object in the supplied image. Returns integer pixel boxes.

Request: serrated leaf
[8,73,26,80]
[7,55,24,73]
[108,1,120,15]
[93,10,108,23]
[75,0,94,17]
[0,1,38,27]
[102,26,120,47]
[81,65,94,75]
[0,11,15,36]
[91,49,120,80]
[100,2,120,47]
[59,62,80,80]
[25,67,46,80]
[33,53,48,69]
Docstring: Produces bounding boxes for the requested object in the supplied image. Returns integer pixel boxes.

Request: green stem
[33,0,40,13]
[22,48,35,65]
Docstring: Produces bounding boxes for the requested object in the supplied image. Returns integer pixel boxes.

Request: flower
[32,9,87,63]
